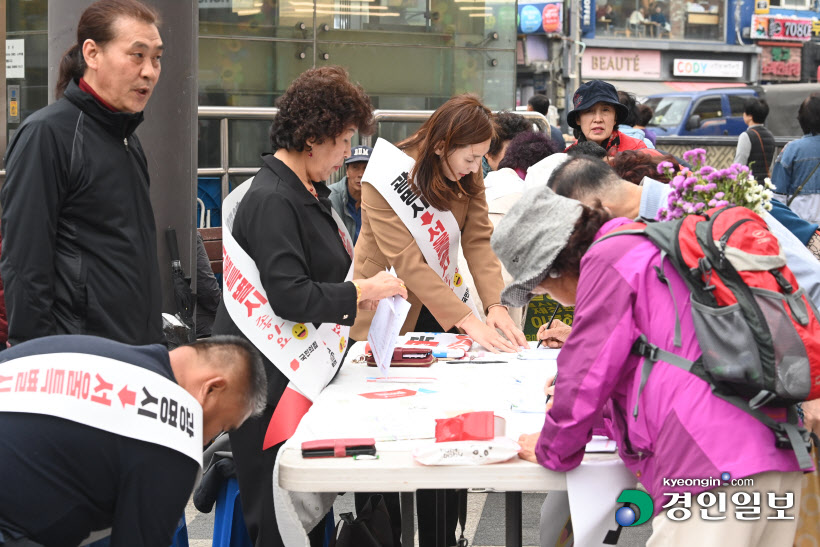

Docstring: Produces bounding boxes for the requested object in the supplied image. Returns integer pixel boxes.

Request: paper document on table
[367,267,412,377]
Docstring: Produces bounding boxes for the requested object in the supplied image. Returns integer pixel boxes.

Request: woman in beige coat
[350,94,526,547]
[351,94,526,352]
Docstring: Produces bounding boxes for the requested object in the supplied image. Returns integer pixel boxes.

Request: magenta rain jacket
[535,218,810,512]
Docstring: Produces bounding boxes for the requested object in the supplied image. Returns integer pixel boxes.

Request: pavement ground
[184,491,653,546]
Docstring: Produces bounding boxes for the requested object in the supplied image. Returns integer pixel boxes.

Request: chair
[213,477,253,547]
[198,227,223,277]
[170,515,189,547]
[196,197,212,229]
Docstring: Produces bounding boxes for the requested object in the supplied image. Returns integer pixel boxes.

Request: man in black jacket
[0,0,165,346]
[734,97,776,182]
[0,334,266,547]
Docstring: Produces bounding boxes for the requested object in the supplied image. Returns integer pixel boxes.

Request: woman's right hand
[460,314,518,353]
[354,271,408,309]
[537,319,572,349]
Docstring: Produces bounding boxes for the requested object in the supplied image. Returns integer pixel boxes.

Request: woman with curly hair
[211,66,407,547]
[610,149,680,184]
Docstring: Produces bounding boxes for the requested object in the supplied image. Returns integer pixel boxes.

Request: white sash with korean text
[0,353,203,465]
[364,138,480,318]
[221,177,353,402]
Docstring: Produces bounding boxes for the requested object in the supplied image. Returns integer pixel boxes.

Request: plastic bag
[412,437,521,466]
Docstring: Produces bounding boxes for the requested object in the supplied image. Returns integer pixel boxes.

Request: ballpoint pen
[545,372,558,405]
[536,304,562,348]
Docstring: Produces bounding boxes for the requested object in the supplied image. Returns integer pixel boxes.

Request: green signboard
[523,295,575,341]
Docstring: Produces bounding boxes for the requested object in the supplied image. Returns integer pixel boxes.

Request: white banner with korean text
[364,138,480,318]
[222,177,353,447]
[0,353,203,465]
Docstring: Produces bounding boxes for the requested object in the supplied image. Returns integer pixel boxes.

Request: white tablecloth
[274,342,634,546]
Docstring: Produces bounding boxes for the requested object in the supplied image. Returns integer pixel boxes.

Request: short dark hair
[636,104,654,127]
[270,66,375,153]
[744,98,769,124]
[488,112,532,158]
[798,93,820,135]
[548,155,621,202]
[189,335,267,417]
[550,205,612,278]
[56,0,160,99]
[617,90,639,127]
[498,131,560,172]
[566,141,607,159]
[611,150,680,184]
[528,94,551,116]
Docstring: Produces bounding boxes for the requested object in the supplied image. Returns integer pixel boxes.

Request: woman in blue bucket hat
[565,80,650,157]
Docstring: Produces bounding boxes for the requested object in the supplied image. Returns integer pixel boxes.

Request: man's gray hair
[189,335,267,417]
[547,155,622,202]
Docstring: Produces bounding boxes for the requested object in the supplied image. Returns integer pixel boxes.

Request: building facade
[516,0,820,120]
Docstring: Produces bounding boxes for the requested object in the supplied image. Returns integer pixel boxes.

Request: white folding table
[277,342,622,546]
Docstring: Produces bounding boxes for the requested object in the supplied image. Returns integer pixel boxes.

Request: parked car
[644,83,820,138]
[644,87,758,137]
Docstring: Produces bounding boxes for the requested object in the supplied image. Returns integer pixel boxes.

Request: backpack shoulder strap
[787,160,820,207]
[749,127,771,178]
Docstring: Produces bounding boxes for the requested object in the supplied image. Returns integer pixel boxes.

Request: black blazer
[212,154,357,404]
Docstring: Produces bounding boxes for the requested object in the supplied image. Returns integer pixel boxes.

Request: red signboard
[760,44,802,82]
[751,15,812,41]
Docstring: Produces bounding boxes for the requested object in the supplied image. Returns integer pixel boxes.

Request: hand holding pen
[545,373,557,410]
[536,305,572,349]
[536,304,561,348]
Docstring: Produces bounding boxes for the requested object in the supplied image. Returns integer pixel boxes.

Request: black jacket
[0,335,198,546]
[195,232,221,338]
[745,125,776,181]
[1,79,163,346]
[212,154,357,404]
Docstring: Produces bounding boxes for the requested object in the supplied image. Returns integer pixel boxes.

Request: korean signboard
[760,45,802,81]
[581,0,595,36]
[751,15,812,41]
[518,0,564,34]
[673,59,744,78]
[581,48,661,80]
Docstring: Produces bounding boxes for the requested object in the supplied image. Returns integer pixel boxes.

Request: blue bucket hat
[566,80,628,130]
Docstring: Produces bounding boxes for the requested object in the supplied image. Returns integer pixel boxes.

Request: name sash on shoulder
[364,138,480,318]
[222,177,353,449]
[0,353,203,465]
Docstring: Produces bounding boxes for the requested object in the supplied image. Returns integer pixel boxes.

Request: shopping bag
[330,494,394,547]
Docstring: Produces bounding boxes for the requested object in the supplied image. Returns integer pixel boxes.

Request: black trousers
[230,404,326,547]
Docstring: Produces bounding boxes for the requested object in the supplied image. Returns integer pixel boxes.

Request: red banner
[752,15,812,41]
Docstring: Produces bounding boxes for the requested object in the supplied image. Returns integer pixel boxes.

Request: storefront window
[595,0,725,42]
[199,0,311,40]
[311,0,516,49]
[199,0,516,110]
[199,37,313,106]
[6,0,48,138]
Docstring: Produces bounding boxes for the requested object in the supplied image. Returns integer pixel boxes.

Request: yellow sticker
[454,272,463,287]
[292,323,308,340]
[339,336,346,353]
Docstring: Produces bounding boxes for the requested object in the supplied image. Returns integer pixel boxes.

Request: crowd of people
[0,0,819,546]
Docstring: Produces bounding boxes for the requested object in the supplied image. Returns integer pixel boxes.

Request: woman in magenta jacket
[491,183,810,544]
